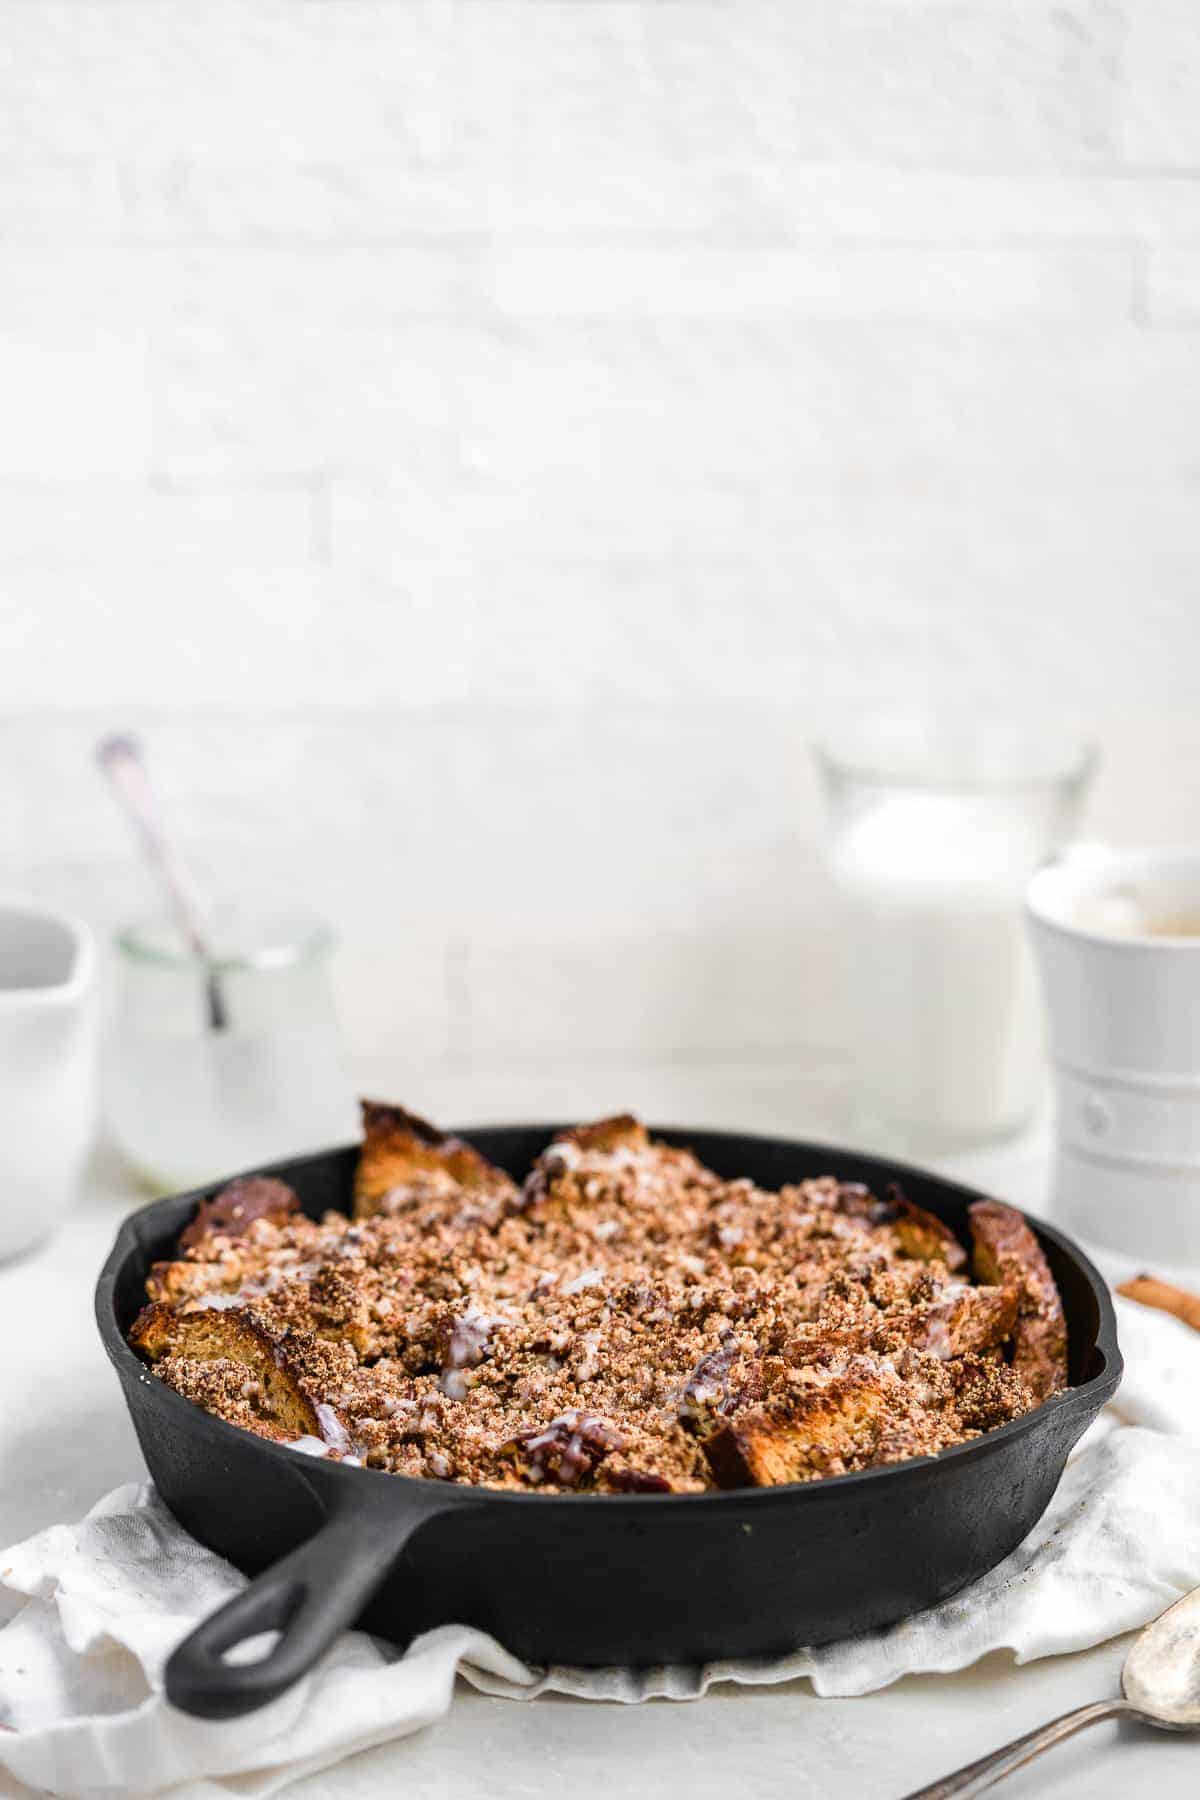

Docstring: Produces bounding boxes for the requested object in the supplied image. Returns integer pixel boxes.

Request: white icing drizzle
[438,1307,493,1396]
[186,1255,326,1314]
[576,1330,604,1381]
[315,1403,351,1453]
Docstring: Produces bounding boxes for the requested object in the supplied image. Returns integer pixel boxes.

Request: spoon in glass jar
[96,734,229,1031]
[903,1585,1200,1797]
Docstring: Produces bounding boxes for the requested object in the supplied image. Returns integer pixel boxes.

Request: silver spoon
[96,734,230,1031]
[903,1585,1200,1798]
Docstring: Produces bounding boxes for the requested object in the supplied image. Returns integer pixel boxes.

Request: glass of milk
[816,720,1094,1153]
[108,902,358,1194]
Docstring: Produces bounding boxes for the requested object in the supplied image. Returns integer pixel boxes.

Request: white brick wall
[2,1,1199,1129]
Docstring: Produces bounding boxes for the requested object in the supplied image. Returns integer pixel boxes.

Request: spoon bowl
[1123,1585,1200,1729]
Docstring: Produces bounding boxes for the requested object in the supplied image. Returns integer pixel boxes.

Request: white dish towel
[2,1292,1200,1800]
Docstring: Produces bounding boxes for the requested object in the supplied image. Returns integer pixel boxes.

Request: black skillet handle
[165,1497,444,1720]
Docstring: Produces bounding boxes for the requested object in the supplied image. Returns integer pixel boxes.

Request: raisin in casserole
[129,1105,1068,1494]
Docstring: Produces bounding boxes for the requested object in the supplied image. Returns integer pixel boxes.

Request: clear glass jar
[108,902,358,1194]
[814,719,1095,1154]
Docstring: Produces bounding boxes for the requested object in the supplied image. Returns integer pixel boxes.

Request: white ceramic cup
[0,900,97,1260]
[1027,846,1200,1263]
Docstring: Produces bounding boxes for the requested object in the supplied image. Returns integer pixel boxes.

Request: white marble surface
[0,1133,1197,1800]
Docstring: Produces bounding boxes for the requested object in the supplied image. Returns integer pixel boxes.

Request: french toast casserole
[130,1106,1069,1494]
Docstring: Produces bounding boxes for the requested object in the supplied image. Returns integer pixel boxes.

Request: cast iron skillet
[95,1126,1121,1722]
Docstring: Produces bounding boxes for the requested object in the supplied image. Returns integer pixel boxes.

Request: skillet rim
[95,1123,1122,1511]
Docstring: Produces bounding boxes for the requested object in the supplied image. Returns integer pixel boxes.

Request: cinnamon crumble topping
[130,1106,1067,1493]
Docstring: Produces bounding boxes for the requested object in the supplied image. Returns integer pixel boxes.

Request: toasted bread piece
[968,1201,1068,1401]
[147,1252,253,1308]
[553,1115,647,1156]
[918,1283,1018,1358]
[354,1100,518,1219]
[703,1370,903,1486]
[525,1116,717,1223]
[832,1182,967,1271]
[784,1282,1017,1368]
[130,1302,321,1438]
[889,1191,968,1272]
[152,1357,297,1447]
[179,1175,299,1252]
[527,1116,650,1197]
[895,1283,1019,1361]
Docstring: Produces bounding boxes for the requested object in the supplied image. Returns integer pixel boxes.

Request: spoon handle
[900,1698,1137,1798]
[96,734,229,1031]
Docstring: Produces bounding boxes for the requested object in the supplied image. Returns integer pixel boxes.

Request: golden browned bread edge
[968,1200,1068,1401]
[890,1193,969,1271]
[354,1099,517,1216]
[178,1174,299,1252]
[549,1114,648,1155]
[129,1302,322,1438]
[703,1374,898,1488]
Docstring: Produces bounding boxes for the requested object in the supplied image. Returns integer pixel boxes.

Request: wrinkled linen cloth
[2,1292,1199,1799]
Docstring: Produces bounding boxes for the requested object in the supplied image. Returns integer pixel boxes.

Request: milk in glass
[817,723,1094,1151]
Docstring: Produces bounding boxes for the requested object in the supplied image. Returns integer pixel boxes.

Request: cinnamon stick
[1117,1273,1200,1333]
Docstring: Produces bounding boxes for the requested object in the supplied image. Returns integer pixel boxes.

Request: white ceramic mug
[0,900,97,1259]
[1027,846,1200,1263]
